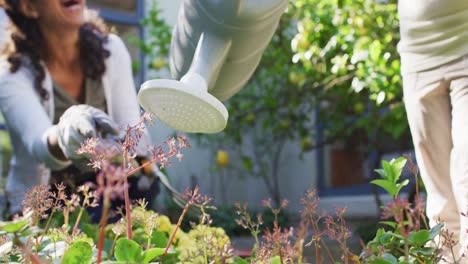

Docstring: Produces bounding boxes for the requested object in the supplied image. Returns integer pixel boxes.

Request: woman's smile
[60,0,84,15]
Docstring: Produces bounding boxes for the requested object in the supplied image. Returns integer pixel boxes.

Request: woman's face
[22,0,86,30]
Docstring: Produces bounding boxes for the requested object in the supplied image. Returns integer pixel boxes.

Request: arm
[0,72,71,169]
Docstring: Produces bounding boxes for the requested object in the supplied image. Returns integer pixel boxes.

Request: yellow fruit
[301,137,313,151]
[279,120,290,129]
[289,72,306,84]
[216,150,229,167]
[296,35,310,50]
[152,57,165,70]
[244,113,256,124]
[296,73,306,83]
[354,102,365,113]
[289,72,298,83]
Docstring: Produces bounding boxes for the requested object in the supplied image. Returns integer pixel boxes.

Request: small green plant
[371,157,409,199]
[230,156,466,264]
[361,156,462,264]
[0,116,466,264]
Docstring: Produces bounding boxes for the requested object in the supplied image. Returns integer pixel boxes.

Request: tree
[197,0,410,206]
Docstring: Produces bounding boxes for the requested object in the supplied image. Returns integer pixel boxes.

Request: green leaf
[411,247,435,256]
[375,228,385,238]
[381,253,398,264]
[394,179,409,197]
[270,256,281,264]
[389,157,407,182]
[379,221,397,229]
[141,248,165,263]
[62,241,92,264]
[151,231,168,248]
[371,179,397,197]
[381,160,394,182]
[372,257,393,264]
[408,230,430,246]
[374,168,386,178]
[429,223,443,240]
[82,223,99,243]
[0,210,32,234]
[378,233,393,246]
[0,219,29,233]
[369,40,382,61]
[235,256,249,264]
[114,238,142,262]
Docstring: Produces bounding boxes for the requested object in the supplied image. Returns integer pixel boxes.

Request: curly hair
[0,0,110,101]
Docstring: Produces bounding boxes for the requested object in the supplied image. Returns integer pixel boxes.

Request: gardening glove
[50,104,118,160]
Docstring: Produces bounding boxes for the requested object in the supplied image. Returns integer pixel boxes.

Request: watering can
[138,0,289,133]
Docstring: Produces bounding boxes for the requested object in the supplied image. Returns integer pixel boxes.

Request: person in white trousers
[398,0,468,261]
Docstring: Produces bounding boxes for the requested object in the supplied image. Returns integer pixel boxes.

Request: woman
[0,0,157,216]
[398,0,468,261]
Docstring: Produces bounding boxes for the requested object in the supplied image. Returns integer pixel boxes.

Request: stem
[450,244,458,264]
[125,160,153,177]
[146,229,152,250]
[310,216,335,263]
[252,231,260,248]
[395,247,424,263]
[297,239,304,264]
[64,207,69,226]
[404,238,409,261]
[315,244,320,264]
[108,235,119,261]
[72,200,87,236]
[343,241,348,264]
[122,145,133,240]
[14,236,41,264]
[97,192,111,264]
[124,185,132,240]
[163,201,191,258]
[38,211,55,245]
[278,240,284,264]
[273,219,284,264]
[320,239,336,263]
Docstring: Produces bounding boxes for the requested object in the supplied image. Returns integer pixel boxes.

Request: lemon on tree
[151,57,165,70]
[292,33,310,51]
[288,71,306,85]
[216,150,229,167]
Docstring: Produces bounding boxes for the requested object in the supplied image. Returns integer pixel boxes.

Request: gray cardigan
[0,34,150,213]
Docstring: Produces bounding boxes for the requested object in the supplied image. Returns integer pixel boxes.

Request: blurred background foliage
[142,0,411,206]
[197,0,409,205]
